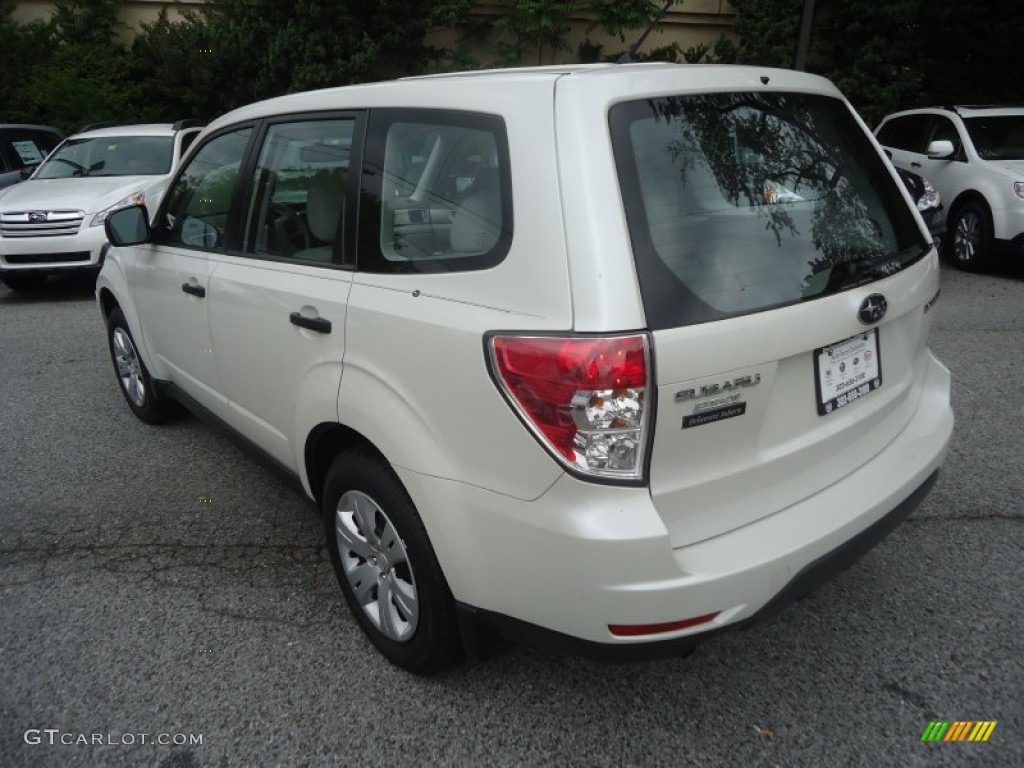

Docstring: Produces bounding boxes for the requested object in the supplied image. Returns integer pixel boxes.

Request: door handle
[910,161,922,168]
[182,282,206,298]
[289,312,332,334]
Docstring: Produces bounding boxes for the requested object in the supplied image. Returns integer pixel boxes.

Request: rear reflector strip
[608,612,720,637]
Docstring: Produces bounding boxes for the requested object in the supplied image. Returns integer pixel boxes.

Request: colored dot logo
[199,498,212,504]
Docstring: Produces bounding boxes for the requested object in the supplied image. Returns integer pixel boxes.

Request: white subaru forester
[96,64,953,673]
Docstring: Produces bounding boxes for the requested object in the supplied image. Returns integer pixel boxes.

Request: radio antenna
[617,0,675,64]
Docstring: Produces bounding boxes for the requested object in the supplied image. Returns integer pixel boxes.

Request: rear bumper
[397,350,952,653]
[463,470,938,662]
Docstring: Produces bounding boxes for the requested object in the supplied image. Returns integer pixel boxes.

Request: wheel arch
[97,286,119,319]
[947,189,991,226]
[304,422,388,506]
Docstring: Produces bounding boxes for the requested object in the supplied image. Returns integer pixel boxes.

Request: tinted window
[3,129,60,167]
[359,109,512,274]
[242,118,354,264]
[158,128,253,251]
[610,92,925,329]
[876,115,930,152]
[963,115,1024,160]
[928,116,960,146]
[179,130,199,158]
[36,136,173,178]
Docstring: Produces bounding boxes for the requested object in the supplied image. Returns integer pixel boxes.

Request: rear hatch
[609,90,938,548]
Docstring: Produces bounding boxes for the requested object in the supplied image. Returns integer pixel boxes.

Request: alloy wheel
[335,490,419,642]
[953,210,981,265]
[111,327,146,408]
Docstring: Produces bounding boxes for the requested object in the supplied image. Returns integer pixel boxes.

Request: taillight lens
[488,334,651,481]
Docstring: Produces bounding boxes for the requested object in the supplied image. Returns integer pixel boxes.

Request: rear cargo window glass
[359,109,512,274]
[611,92,925,329]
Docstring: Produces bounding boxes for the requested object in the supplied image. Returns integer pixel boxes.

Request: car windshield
[610,91,926,329]
[35,136,173,178]
[963,115,1024,160]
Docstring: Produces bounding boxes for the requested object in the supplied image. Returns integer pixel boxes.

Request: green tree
[459,0,680,67]
[131,0,472,121]
[726,0,1024,124]
[2,0,137,132]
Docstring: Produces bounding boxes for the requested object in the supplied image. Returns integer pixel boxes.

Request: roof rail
[953,103,1024,111]
[172,119,206,131]
[78,121,119,133]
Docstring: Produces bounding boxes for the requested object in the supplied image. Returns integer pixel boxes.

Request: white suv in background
[97,65,953,673]
[0,121,202,291]
[875,106,1024,271]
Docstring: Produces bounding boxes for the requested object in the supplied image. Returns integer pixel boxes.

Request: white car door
[915,114,974,208]
[131,127,254,414]
[205,117,358,470]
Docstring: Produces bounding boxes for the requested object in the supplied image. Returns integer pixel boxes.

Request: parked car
[98,65,953,673]
[875,105,1024,270]
[0,121,202,291]
[894,165,946,250]
[0,124,62,191]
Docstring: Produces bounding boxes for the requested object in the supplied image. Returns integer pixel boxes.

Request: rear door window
[610,92,926,329]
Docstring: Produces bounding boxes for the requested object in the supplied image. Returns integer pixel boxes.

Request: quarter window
[359,110,512,274]
[158,128,252,251]
[241,119,354,264]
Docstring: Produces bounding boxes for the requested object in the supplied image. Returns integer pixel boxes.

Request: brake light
[488,334,651,481]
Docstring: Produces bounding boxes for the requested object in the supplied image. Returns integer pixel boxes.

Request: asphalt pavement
[1,261,1021,767]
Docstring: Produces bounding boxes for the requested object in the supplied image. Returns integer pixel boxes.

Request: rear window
[610,92,926,329]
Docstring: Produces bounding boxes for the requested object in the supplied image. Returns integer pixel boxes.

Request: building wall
[10,1,734,56]
[428,1,735,66]
[11,0,205,42]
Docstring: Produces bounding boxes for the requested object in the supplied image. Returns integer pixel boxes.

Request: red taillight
[608,612,720,637]
[488,334,651,480]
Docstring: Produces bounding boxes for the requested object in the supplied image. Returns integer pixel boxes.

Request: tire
[323,449,460,674]
[948,199,993,271]
[105,306,176,423]
[1,273,47,291]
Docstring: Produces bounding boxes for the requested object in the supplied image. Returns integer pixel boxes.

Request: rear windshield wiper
[816,245,926,295]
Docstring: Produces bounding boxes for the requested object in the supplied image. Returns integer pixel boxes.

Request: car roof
[950,105,1024,117]
[0,123,61,133]
[70,124,178,139]
[208,64,839,132]
[884,105,1024,120]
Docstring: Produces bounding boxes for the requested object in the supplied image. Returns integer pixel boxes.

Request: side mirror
[926,140,955,159]
[106,205,151,246]
[883,148,893,159]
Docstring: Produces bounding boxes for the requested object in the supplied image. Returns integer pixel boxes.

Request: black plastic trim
[461,470,939,662]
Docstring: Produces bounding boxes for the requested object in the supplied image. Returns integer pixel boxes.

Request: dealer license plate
[814,329,882,416]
